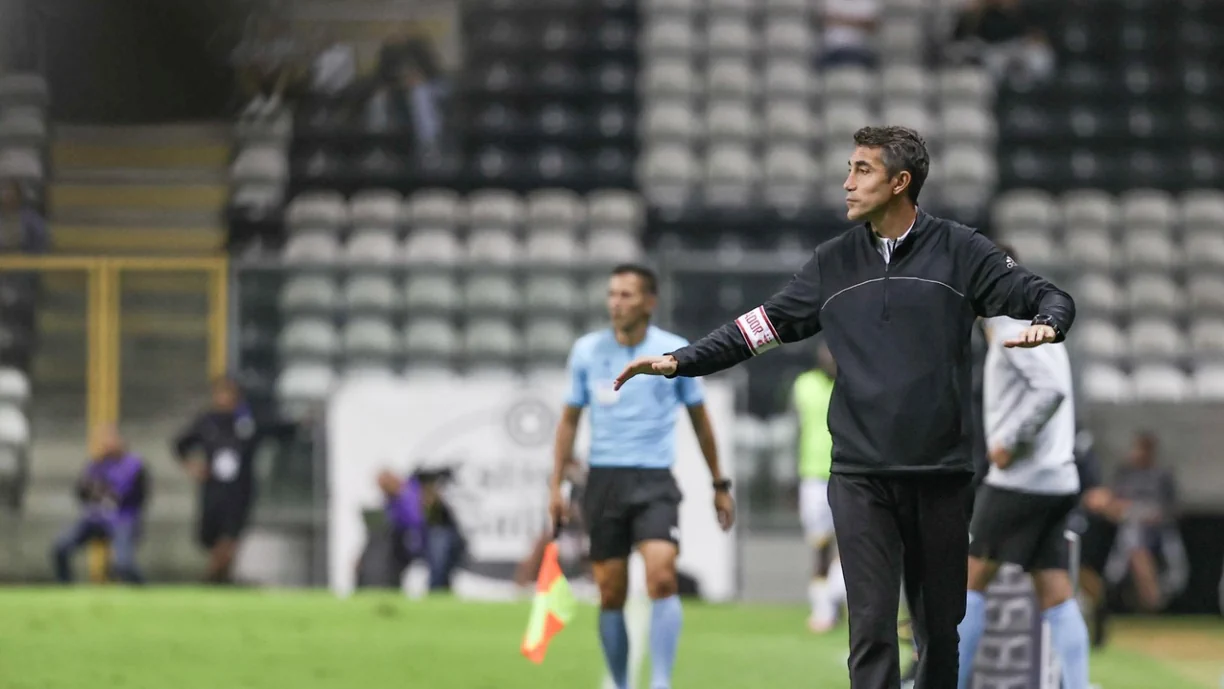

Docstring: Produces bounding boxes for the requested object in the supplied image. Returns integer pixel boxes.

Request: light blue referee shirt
[565,326,705,469]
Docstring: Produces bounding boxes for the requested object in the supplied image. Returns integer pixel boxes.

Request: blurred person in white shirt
[820,0,881,68]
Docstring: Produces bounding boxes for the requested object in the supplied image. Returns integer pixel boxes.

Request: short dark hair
[610,263,658,295]
[852,126,930,203]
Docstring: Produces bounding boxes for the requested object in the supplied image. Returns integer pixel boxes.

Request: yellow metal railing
[0,256,228,432]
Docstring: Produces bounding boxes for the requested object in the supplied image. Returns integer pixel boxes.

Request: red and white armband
[734,305,781,355]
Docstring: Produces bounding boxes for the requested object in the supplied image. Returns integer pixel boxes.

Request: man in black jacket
[615,126,1075,689]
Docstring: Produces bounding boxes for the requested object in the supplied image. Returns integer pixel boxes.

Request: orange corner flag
[521,541,577,664]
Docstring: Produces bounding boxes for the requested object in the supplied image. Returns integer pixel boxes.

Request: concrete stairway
[3,123,233,581]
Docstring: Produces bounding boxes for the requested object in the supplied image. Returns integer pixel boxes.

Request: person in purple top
[376,467,465,591]
[52,425,147,584]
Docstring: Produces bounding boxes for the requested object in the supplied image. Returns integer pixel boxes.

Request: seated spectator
[819,0,881,68]
[308,31,357,98]
[947,0,1055,88]
[231,18,303,121]
[0,181,48,254]
[52,425,147,584]
[366,35,449,153]
[375,466,466,592]
[1105,431,1189,612]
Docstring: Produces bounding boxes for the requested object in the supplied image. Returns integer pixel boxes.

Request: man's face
[606,273,655,331]
[843,146,905,221]
[90,425,123,460]
[212,381,239,412]
[1128,438,1155,468]
[377,470,401,496]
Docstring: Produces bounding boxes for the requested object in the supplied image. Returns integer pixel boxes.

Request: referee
[615,126,1076,689]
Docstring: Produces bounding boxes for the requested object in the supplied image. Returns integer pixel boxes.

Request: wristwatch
[1031,315,1063,340]
[713,478,732,493]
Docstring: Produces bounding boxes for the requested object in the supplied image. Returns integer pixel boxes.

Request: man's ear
[892,170,912,197]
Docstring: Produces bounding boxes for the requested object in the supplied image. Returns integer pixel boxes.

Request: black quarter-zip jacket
[666,210,1076,476]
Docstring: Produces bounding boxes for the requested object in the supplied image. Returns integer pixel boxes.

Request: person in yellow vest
[793,341,845,633]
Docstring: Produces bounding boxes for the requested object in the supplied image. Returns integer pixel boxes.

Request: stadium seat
[1183,231,1224,270]
[1074,319,1128,361]
[404,189,465,230]
[588,228,642,261]
[706,18,755,56]
[881,101,932,138]
[275,364,335,417]
[349,190,402,231]
[939,67,993,105]
[230,183,283,220]
[641,18,696,58]
[0,368,29,407]
[1120,189,1177,231]
[0,73,50,109]
[231,145,288,185]
[468,190,524,231]
[342,317,400,361]
[1131,364,1191,402]
[1126,274,1183,315]
[1192,364,1224,400]
[586,275,610,315]
[464,318,523,359]
[642,59,697,99]
[286,191,348,234]
[1064,229,1115,270]
[468,228,522,264]
[524,275,580,314]
[1080,364,1133,403]
[824,102,874,142]
[1179,190,1224,228]
[762,19,815,58]
[643,0,697,15]
[765,102,814,143]
[404,275,462,313]
[404,229,462,265]
[703,144,759,208]
[706,59,754,100]
[997,229,1057,269]
[283,234,340,264]
[824,67,877,102]
[639,144,699,209]
[403,317,461,360]
[705,100,757,143]
[1123,230,1181,270]
[1071,273,1123,315]
[1187,274,1224,315]
[527,189,585,232]
[0,404,30,448]
[764,146,819,211]
[1060,190,1118,232]
[993,189,1058,232]
[403,364,462,382]
[278,318,339,361]
[1128,317,1185,361]
[341,228,395,262]
[764,60,815,101]
[587,190,644,233]
[0,113,45,148]
[643,102,694,145]
[0,147,42,182]
[465,274,522,312]
[280,276,339,314]
[525,318,577,360]
[525,230,581,263]
[940,105,997,144]
[880,65,931,102]
[344,275,401,313]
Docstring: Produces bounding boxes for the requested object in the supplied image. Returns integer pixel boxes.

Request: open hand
[613,355,678,391]
[1003,324,1056,348]
[714,490,735,531]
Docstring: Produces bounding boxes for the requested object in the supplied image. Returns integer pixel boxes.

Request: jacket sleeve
[172,416,204,462]
[961,230,1076,341]
[667,250,824,378]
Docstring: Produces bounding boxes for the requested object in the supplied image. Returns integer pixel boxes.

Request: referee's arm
[668,250,825,378]
[962,231,1076,341]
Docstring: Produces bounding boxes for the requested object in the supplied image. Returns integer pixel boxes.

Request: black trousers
[829,472,972,689]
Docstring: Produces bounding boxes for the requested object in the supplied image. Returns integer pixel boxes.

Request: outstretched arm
[615,251,825,388]
[961,231,1075,348]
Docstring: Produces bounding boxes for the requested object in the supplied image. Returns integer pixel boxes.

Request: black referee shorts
[582,467,682,562]
[198,490,253,549]
[969,484,1078,572]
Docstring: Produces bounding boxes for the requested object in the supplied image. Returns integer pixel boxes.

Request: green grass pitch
[0,588,1217,689]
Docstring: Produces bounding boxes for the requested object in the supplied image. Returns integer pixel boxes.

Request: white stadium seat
[1131,364,1191,402]
[1120,189,1176,231]
[1127,317,1185,361]
[404,229,461,265]
[403,318,461,359]
[349,189,402,230]
[0,367,31,407]
[404,188,464,230]
[1060,190,1117,231]
[280,276,339,314]
[1080,364,1133,403]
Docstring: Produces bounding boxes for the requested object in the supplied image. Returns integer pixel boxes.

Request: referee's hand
[1003,324,1056,348]
[613,355,678,390]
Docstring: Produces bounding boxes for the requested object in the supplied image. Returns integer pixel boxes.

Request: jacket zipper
[882,261,891,320]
